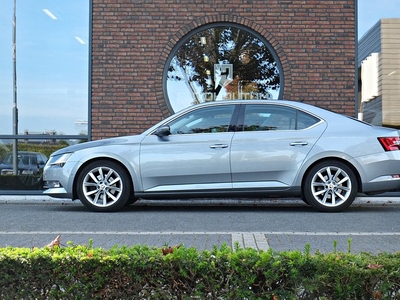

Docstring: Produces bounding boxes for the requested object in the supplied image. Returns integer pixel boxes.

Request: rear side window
[297,110,320,129]
[242,104,320,131]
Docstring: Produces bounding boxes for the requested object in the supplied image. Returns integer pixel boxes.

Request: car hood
[51,135,145,156]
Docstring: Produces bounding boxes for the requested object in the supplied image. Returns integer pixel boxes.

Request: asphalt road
[0,196,399,254]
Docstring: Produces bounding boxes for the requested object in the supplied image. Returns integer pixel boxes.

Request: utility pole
[12,0,18,175]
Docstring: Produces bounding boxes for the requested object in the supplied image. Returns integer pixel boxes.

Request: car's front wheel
[303,160,358,212]
[76,160,132,212]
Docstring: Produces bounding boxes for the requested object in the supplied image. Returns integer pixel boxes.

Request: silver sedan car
[43,100,400,212]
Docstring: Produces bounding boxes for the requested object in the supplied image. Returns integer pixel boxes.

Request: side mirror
[155,125,171,137]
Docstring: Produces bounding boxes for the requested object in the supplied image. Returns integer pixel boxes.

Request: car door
[230,103,326,190]
[139,104,238,193]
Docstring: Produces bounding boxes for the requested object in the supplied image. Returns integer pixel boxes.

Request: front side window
[168,105,235,134]
[165,24,282,112]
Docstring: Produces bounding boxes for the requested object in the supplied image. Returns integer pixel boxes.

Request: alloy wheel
[82,166,123,207]
[310,165,352,207]
[303,160,358,212]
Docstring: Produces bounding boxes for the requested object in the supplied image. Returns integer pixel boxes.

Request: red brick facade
[91,0,355,140]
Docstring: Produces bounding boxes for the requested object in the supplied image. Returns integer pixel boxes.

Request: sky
[358,0,400,39]
[0,1,89,136]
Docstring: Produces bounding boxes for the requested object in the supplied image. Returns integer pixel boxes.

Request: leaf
[367,264,383,269]
[162,244,180,255]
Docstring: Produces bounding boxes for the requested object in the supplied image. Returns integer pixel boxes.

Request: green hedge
[1,241,399,299]
[0,143,69,159]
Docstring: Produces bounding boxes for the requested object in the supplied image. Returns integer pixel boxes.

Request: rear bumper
[356,151,400,194]
[362,176,400,194]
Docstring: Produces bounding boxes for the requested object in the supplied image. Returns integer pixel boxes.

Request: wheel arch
[300,157,362,198]
[72,157,136,200]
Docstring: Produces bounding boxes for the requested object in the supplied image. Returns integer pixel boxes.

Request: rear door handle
[290,141,308,146]
[210,144,228,149]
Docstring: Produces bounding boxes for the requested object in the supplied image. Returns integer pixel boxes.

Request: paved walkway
[2,230,400,254]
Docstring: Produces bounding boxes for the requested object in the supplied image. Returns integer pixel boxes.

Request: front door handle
[290,141,308,146]
[210,144,228,149]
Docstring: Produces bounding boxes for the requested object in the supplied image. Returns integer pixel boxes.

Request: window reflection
[0,1,89,192]
[242,105,319,131]
[0,1,89,135]
[166,25,282,112]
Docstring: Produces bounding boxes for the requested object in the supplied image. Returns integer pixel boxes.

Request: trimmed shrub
[0,241,399,299]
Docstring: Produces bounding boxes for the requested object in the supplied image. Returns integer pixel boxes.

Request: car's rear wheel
[303,160,358,212]
[76,160,132,212]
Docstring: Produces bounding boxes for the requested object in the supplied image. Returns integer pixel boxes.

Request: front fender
[69,146,142,199]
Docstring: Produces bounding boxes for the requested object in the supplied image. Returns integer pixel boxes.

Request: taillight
[378,137,400,151]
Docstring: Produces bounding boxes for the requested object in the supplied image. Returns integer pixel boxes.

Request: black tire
[303,160,358,212]
[76,160,132,212]
[124,197,138,206]
[301,197,310,205]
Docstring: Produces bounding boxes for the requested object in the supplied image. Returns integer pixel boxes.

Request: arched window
[164,24,283,113]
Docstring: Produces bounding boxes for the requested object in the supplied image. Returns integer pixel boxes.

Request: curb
[1,196,400,206]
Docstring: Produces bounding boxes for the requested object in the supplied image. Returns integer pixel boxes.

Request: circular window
[164,24,283,113]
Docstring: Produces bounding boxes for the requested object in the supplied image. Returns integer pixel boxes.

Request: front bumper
[42,160,76,199]
[43,187,72,199]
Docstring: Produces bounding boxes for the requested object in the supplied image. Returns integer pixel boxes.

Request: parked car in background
[0,151,48,176]
[43,100,400,212]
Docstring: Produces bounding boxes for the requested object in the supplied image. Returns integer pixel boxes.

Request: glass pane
[243,105,296,131]
[0,1,89,135]
[166,25,281,112]
[169,105,235,134]
[297,111,320,129]
[0,139,72,191]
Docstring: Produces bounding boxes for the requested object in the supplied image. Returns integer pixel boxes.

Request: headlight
[49,153,73,167]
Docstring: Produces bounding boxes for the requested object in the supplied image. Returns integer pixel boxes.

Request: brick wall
[91,0,356,140]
